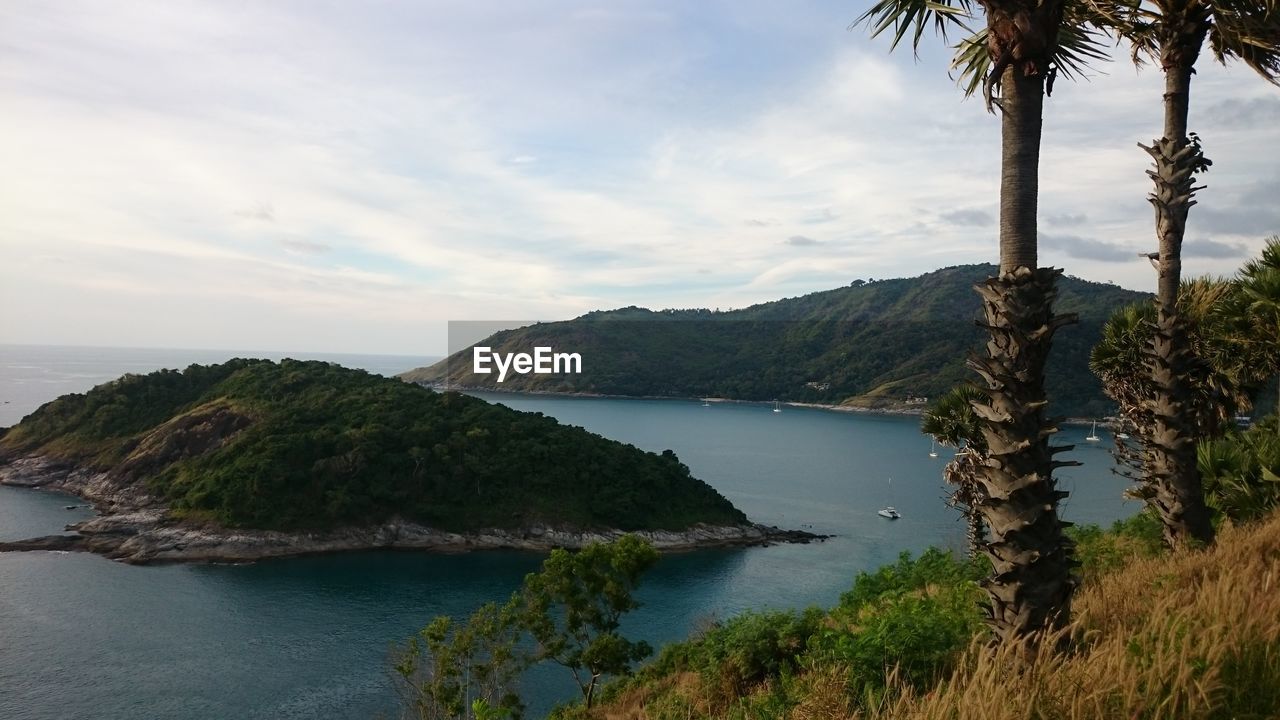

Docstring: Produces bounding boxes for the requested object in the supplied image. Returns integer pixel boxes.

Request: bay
[0,346,1136,719]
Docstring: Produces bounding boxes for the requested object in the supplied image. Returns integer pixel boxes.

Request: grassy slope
[0,359,747,533]
[402,265,1147,417]
[584,511,1280,720]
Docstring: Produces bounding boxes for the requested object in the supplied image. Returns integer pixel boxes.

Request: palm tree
[922,385,996,558]
[1091,276,1262,543]
[1234,236,1280,426]
[1094,0,1280,547]
[856,0,1108,642]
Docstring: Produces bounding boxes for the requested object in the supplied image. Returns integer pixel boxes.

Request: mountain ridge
[402,265,1150,417]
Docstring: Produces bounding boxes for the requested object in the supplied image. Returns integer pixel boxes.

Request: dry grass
[872,513,1280,720]
[588,512,1280,720]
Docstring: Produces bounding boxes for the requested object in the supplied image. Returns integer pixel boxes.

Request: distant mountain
[401,265,1151,417]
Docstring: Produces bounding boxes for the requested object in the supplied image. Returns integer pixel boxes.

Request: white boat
[701,399,710,407]
[1116,432,1130,440]
[1085,420,1100,442]
[879,477,900,519]
[928,439,938,458]
[772,399,782,413]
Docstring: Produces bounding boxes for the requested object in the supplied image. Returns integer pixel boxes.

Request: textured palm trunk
[1140,44,1215,547]
[968,66,1079,643]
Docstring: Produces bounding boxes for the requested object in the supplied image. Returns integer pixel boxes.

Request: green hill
[0,359,746,532]
[401,264,1149,417]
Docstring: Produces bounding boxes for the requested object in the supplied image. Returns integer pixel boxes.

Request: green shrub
[1199,417,1280,523]
[839,547,987,612]
[1070,509,1166,578]
[692,608,825,696]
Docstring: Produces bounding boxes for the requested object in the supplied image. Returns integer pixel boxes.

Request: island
[0,359,819,563]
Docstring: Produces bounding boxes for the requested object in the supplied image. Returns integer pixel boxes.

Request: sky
[1,1,1277,356]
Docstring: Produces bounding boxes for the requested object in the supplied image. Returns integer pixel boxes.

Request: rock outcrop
[0,454,826,565]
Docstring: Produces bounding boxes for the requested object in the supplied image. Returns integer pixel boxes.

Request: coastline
[423,383,1107,427]
[0,455,825,565]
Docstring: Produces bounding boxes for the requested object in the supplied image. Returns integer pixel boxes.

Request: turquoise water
[0,346,1136,719]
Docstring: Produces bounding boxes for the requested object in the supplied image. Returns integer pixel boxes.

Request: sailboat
[701,398,710,407]
[772,399,782,413]
[878,477,901,519]
[1085,420,1101,442]
[928,439,938,458]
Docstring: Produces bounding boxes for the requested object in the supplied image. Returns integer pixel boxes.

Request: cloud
[1046,212,1087,227]
[235,203,275,222]
[279,238,332,255]
[1,2,1276,354]
[784,235,823,247]
[1182,238,1247,259]
[1041,234,1141,263]
[800,207,838,225]
[1193,176,1280,236]
[939,208,992,227]
[1203,97,1280,129]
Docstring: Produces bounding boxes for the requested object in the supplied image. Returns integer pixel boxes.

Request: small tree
[922,385,1004,558]
[1234,237,1280,426]
[1091,251,1279,546]
[519,534,660,708]
[394,598,528,720]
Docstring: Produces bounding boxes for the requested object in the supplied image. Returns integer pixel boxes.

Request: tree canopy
[1,359,747,532]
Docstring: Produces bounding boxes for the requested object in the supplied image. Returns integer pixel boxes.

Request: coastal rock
[0,454,156,511]
[1,453,828,565]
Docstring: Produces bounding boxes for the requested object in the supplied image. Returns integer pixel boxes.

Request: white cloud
[1,0,1276,354]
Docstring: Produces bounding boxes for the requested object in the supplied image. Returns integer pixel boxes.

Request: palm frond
[949,21,1113,99]
[1208,0,1280,84]
[922,384,986,450]
[853,0,975,56]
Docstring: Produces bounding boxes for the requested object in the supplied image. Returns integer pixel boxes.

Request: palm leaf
[949,15,1114,98]
[1208,0,1280,84]
[853,0,975,56]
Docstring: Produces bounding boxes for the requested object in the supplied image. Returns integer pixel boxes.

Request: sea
[0,344,1137,719]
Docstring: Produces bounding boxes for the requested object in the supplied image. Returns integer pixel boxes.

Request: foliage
[583,510,1280,720]
[839,548,987,612]
[1091,277,1258,457]
[921,387,989,555]
[1233,236,1280,413]
[1091,241,1280,542]
[0,360,747,532]
[594,548,987,719]
[688,608,825,700]
[852,0,1112,105]
[1199,417,1280,523]
[870,509,1280,720]
[394,598,527,720]
[920,385,985,452]
[405,265,1148,418]
[397,536,659,719]
[1067,509,1166,580]
[519,535,660,708]
[1096,0,1280,83]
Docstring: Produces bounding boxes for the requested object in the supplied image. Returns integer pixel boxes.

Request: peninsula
[0,359,817,563]
[402,264,1148,417]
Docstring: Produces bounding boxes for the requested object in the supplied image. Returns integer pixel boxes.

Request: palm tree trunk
[967,67,1079,644]
[998,69,1041,273]
[1140,60,1215,547]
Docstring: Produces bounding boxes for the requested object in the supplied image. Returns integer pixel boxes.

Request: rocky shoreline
[423,384,1108,426]
[0,455,826,565]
